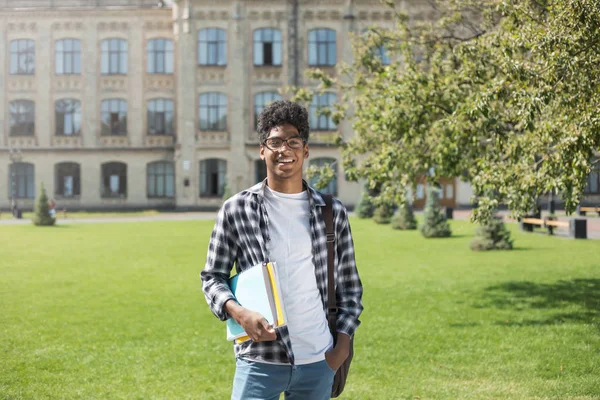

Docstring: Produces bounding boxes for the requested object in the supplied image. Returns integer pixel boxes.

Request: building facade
[0,0,597,211]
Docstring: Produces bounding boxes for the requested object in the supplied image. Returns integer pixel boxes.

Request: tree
[355,184,376,218]
[470,216,513,251]
[420,185,451,238]
[299,0,600,224]
[391,196,417,230]
[32,182,56,226]
[373,202,393,224]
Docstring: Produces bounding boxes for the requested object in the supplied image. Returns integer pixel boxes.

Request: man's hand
[225,300,277,342]
[324,332,351,371]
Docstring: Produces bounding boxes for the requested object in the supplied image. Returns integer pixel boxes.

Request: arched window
[10,39,35,75]
[101,38,128,75]
[200,159,227,197]
[254,91,282,130]
[147,98,174,135]
[101,162,127,198]
[55,99,81,136]
[147,38,173,74]
[199,93,227,131]
[55,162,81,197]
[308,29,336,66]
[9,162,35,199]
[310,93,337,131]
[253,28,282,66]
[101,99,127,136]
[198,28,227,66]
[147,161,175,198]
[309,158,338,195]
[56,39,81,74]
[9,100,35,136]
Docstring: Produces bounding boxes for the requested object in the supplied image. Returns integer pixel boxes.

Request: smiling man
[201,100,363,400]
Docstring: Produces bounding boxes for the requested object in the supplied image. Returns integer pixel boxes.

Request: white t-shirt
[264,185,334,365]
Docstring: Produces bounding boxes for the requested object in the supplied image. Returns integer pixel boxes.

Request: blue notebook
[226,262,286,342]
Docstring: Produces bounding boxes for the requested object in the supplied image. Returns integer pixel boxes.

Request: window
[55,162,81,197]
[198,28,226,66]
[584,162,600,194]
[200,159,226,197]
[9,163,35,199]
[199,93,227,131]
[147,99,174,135]
[147,161,175,198]
[55,99,81,136]
[310,93,337,131]
[101,99,127,136]
[9,100,35,136]
[308,29,336,66]
[416,184,425,199]
[309,158,338,196]
[101,39,128,74]
[147,38,173,74]
[253,28,282,66]
[255,159,267,183]
[101,162,127,198]
[376,45,390,65]
[55,39,81,75]
[254,92,282,130]
[10,39,35,75]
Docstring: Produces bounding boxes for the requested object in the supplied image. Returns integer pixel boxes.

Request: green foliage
[470,216,514,251]
[421,185,451,238]
[373,202,393,224]
[355,185,376,219]
[32,182,55,227]
[391,197,417,230]
[301,0,600,224]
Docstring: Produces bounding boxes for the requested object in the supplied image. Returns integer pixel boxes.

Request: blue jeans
[231,357,336,400]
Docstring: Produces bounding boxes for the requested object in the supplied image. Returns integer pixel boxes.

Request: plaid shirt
[201,179,363,365]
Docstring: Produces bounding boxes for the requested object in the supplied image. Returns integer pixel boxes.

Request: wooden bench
[520,217,586,239]
[578,206,600,217]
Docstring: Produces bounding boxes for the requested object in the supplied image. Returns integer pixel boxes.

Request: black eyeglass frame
[261,136,306,151]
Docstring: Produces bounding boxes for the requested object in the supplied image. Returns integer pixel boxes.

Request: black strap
[322,194,337,343]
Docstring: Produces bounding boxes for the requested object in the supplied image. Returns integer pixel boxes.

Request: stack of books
[226,262,287,343]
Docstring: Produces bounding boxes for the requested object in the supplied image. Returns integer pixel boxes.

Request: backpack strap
[322,194,337,343]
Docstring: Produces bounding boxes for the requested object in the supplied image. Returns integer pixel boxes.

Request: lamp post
[9,148,23,218]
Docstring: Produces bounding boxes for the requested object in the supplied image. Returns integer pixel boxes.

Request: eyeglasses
[262,137,305,150]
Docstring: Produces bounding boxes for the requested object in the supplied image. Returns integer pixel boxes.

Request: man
[201,100,363,400]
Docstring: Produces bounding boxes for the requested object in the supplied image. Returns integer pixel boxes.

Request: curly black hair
[256,100,310,143]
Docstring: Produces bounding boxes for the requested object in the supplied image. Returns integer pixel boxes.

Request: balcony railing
[0,0,171,9]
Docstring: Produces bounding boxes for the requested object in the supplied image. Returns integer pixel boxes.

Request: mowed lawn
[0,219,599,399]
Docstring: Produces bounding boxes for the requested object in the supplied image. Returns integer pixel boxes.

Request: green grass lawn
[0,210,163,220]
[1,219,599,399]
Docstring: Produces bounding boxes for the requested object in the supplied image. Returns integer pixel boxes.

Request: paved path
[2,209,598,239]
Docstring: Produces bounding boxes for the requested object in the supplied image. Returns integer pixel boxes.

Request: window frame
[147,98,174,136]
[147,161,175,199]
[584,162,600,194]
[101,162,127,198]
[55,38,81,75]
[198,28,227,66]
[54,162,81,198]
[198,92,227,131]
[147,38,174,74]
[55,99,82,136]
[199,158,227,198]
[9,162,35,199]
[310,93,337,131]
[101,38,128,75]
[308,28,336,67]
[9,100,35,136]
[101,99,128,136]
[10,39,35,75]
[253,28,282,66]
[253,91,282,130]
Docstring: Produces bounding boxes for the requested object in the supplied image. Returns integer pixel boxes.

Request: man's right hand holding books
[225,300,277,342]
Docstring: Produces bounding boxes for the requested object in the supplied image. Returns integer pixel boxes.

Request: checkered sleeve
[334,201,364,337]
[201,203,238,322]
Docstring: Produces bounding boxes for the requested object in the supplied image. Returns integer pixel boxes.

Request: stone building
[0,0,597,211]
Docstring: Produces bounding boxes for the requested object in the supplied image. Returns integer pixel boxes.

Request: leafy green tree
[33,182,56,226]
[297,0,600,224]
[470,216,513,251]
[421,186,451,238]
[391,196,417,230]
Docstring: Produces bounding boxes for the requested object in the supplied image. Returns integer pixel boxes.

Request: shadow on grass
[478,279,600,327]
